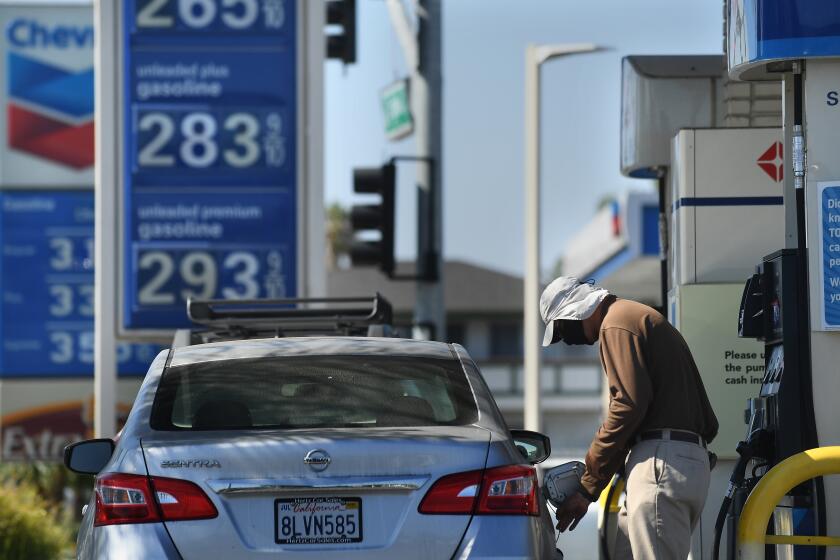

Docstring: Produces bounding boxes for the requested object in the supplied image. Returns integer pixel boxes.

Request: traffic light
[325,0,356,64]
[350,163,395,275]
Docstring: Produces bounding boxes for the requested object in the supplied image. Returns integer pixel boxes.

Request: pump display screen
[766,258,784,342]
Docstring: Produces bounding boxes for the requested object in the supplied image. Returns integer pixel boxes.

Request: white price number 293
[137,0,285,30]
[138,250,261,305]
[138,112,283,170]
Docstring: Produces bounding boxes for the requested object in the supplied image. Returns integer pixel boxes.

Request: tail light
[94,473,218,526]
[94,474,158,526]
[417,470,482,514]
[151,477,219,521]
[418,464,539,516]
[476,465,539,515]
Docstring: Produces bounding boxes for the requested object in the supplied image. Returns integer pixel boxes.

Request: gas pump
[745,250,818,464]
[714,249,823,559]
[724,3,840,557]
[617,53,787,559]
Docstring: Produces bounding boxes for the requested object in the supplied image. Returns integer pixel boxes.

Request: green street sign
[381,79,413,141]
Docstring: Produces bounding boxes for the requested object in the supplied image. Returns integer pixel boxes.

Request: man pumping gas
[540,276,718,559]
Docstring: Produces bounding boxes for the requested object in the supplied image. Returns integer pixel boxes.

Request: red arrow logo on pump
[757,142,784,183]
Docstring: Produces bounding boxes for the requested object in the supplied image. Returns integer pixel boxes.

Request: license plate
[275,497,363,545]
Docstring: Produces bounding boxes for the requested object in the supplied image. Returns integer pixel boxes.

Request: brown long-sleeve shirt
[579,299,719,498]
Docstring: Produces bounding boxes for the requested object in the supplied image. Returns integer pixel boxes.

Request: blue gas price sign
[131,105,291,187]
[122,0,297,330]
[131,0,287,34]
[0,192,160,377]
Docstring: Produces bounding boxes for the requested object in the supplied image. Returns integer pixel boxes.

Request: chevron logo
[757,141,783,183]
[7,51,94,169]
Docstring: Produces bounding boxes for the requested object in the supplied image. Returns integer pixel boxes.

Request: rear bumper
[80,515,555,560]
[452,515,558,559]
[80,524,181,560]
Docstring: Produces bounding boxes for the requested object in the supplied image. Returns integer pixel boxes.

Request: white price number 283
[138,111,284,170]
[137,0,285,30]
[138,251,262,305]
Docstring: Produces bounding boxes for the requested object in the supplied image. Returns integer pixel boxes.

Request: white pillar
[523,45,542,433]
[93,0,118,438]
[302,0,326,298]
[803,59,840,555]
[522,44,602,434]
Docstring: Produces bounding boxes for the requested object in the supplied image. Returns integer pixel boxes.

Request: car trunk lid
[141,426,489,559]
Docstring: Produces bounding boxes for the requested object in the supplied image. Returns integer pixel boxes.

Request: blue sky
[325,0,723,276]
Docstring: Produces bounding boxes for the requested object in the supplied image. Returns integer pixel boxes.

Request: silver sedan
[65,337,559,559]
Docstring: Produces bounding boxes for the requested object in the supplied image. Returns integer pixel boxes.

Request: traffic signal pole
[386,0,444,341]
[416,0,444,341]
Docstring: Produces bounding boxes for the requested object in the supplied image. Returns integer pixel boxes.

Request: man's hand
[554,492,590,532]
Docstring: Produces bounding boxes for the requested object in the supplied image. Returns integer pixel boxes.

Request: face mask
[559,320,589,346]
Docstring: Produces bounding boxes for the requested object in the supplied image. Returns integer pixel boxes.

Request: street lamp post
[524,43,604,434]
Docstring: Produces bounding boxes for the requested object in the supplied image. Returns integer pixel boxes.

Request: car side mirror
[64,439,115,475]
[510,429,551,464]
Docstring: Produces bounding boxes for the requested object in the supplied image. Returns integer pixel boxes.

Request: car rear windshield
[150,355,478,431]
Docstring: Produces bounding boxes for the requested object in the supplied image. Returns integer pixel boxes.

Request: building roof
[328,260,523,315]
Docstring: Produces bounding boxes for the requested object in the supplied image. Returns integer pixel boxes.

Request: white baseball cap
[540,276,610,346]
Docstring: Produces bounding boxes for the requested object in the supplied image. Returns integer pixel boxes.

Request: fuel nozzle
[713,429,773,560]
[720,430,769,500]
[743,428,773,462]
[725,429,771,498]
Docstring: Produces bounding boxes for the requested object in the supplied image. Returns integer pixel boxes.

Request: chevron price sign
[0,4,94,188]
[121,0,298,330]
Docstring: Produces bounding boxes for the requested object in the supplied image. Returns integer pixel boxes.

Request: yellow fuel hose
[738,447,840,559]
[597,474,624,560]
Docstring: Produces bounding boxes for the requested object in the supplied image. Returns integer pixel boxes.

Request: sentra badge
[161,459,221,469]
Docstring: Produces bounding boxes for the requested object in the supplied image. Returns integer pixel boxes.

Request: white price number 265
[138,251,261,305]
[138,112,284,170]
[137,0,285,30]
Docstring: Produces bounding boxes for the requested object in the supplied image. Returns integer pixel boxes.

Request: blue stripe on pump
[673,196,784,212]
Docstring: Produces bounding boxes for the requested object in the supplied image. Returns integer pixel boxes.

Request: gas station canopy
[729,1,840,79]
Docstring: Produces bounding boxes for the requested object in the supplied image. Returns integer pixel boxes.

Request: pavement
[549,502,600,560]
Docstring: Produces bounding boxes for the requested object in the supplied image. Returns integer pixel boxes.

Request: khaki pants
[613,438,711,560]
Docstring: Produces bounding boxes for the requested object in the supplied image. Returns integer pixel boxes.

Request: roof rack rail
[177,294,394,345]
